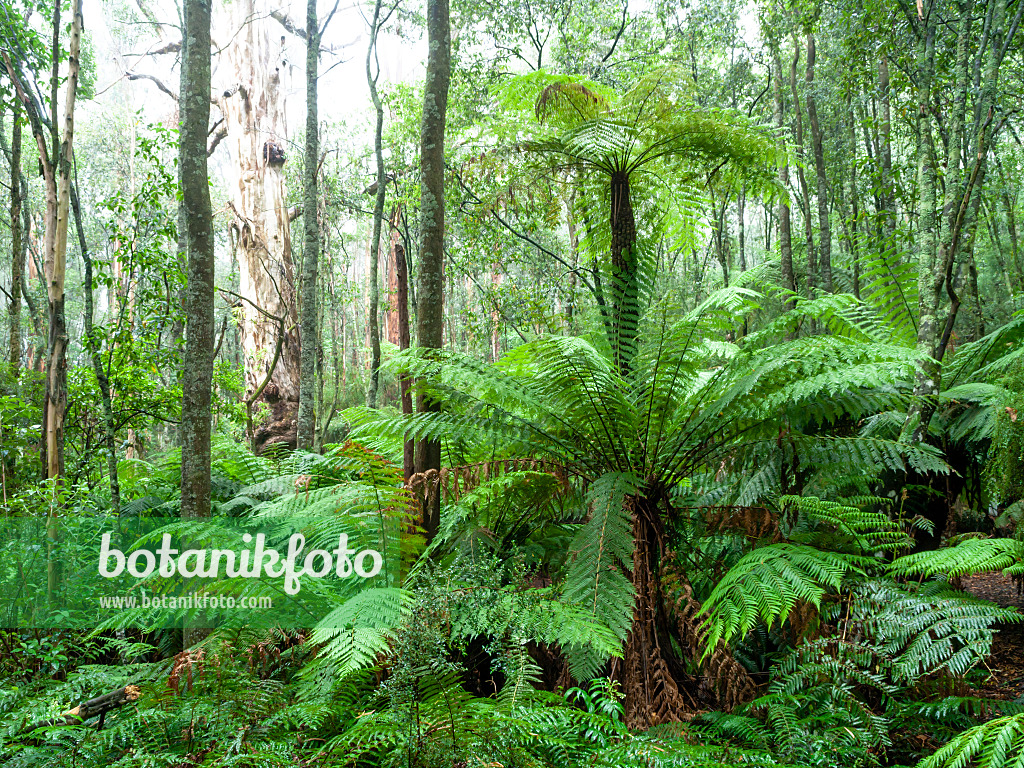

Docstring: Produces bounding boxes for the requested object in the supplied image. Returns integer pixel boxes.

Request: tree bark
[296,0,319,450]
[179,0,216,649]
[179,0,215,646]
[805,31,832,292]
[394,225,415,482]
[221,0,301,452]
[770,40,796,302]
[3,0,82,601]
[905,5,940,444]
[73,184,120,514]
[8,106,22,371]
[414,0,450,540]
[365,0,388,410]
[788,36,816,294]
[609,170,638,374]
[878,53,896,240]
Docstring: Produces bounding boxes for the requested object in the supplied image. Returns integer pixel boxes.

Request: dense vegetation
[1,0,1024,765]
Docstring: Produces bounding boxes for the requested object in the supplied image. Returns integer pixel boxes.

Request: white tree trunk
[220,0,300,451]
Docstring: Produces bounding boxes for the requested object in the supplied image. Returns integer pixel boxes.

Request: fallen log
[21,684,141,733]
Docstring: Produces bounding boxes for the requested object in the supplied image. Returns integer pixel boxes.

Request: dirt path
[963,573,1024,701]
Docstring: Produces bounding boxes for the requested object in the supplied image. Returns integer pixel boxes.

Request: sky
[81,0,424,135]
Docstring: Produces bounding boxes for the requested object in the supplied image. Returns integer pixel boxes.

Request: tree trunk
[805,32,832,292]
[179,0,215,649]
[8,106,22,371]
[905,6,940,444]
[365,0,387,410]
[770,41,796,302]
[737,186,746,273]
[788,36,817,294]
[878,53,896,240]
[72,184,120,514]
[296,0,319,450]
[614,494,703,728]
[3,0,82,600]
[609,170,638,375]
[394,228,415,482]
[221,0,301,452]
[413,0,450,540]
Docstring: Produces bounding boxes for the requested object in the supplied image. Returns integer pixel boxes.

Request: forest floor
[963,572,1024,701]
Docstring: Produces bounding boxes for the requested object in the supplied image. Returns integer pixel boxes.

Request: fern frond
[700,544,862,649]
[919,714,1024,768]
[890,537,1024,579]
[562,471,639,646]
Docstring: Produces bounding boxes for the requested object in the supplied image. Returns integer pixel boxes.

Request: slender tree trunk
[394,227,414,482]
[878,53,896,240]
[8,108,23,371]
[770,41,796,302]
[4,0,82,598]
[789,36,816,294]
[906,8,940,444]
[414,0,450,540]
[179,0,215,527]
[365,0,387,410]
[296,0,320,449]
[805,32,832,292]
[72,185,120,514]
[737,186,746,273]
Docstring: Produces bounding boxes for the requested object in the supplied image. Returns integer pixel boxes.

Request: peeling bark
[220,0,300,452]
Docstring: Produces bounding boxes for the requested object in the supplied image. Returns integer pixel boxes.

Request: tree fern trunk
[615,493,703,728]
[609,170,638,375]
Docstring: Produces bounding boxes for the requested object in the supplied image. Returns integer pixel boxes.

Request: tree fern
[562,471,639,646]
[700,543,862,649]
[890,536,1024,579]
[918,714,1024,768]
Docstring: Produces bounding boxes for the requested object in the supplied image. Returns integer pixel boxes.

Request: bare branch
[125,71,178,100]
[207,124,228,156]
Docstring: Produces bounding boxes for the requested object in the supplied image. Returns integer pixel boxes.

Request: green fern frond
[562,471,639,646]
[918,713,1024,768]
[890,537,1024,579]
[700,544,862,649]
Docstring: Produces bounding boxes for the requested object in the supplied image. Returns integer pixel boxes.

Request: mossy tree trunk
[414,0,450,539]
[179,0,216,648]
[7,105,22,372]
[296,0,320,450]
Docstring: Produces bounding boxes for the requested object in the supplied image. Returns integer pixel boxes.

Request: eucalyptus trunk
[7,107,22,371]
[770,41,796,302]
[414,0,450,540]
[788,36,816,293]
[296,0,319,450]
[365,0,387,410]
[179,0,215,525]
[805,32,832,292]
[221,0,301,452]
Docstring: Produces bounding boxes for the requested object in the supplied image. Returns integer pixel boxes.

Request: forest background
[1,0,1024,765]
